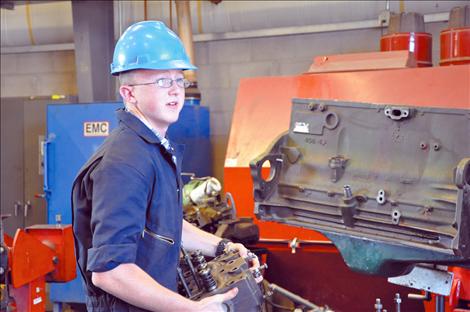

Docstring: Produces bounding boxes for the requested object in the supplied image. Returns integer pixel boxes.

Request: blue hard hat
[110,21,197,75]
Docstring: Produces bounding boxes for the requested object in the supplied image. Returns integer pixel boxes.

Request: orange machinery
[1,224,76,311]
[224,49,469,311]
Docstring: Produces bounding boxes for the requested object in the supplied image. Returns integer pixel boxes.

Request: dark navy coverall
[72,109,184,311]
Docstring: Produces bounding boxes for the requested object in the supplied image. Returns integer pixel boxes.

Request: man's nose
[168,81,180,95]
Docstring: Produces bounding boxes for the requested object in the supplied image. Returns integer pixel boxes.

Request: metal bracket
[387,265,454,296]
[329,155,348,182]
[289,237,299,254]
[384,106,411,121]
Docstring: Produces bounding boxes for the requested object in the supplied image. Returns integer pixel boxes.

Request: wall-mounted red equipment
[440,5,470,66]
[380,12,432,67]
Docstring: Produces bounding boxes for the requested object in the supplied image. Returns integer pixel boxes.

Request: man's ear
[119,85,137,104]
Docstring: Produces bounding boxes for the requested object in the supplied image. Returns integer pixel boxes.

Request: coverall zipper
[143,227,175,245]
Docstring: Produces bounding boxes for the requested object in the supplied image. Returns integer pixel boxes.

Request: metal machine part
[178,249,264,312]
[375,298,383,312]
[183,177,260,245]
[388,265,454,296]
[394,293,401,312]
[1,224,76,311]
[386,265,462,312]
[214,218,260,245]
[178,248,332,312]
[266,283,333,312]
[251,99,470,276]
[182,177,236,232]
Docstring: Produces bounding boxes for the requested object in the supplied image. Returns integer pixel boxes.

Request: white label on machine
[84,121,109,137]
[33,296,43,305]
[293,122,309,134]
[225,158,238,167]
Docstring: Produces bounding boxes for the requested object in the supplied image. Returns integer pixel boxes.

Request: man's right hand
[194,287,238,312]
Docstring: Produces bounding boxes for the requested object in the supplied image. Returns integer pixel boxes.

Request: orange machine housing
[224,60,470,311]
[3,225,76,312]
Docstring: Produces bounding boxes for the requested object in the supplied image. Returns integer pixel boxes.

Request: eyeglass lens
[158,78,190,88]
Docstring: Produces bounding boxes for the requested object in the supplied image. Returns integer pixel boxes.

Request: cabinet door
[23,98,49,228]
[1,97,76,234]
[1,98,25,236]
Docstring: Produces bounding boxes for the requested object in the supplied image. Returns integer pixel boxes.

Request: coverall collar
[116,108,163,145]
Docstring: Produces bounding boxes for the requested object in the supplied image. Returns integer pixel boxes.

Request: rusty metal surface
[251,98,470,276]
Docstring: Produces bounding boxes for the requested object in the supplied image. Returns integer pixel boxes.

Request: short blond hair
[118,71,138,86]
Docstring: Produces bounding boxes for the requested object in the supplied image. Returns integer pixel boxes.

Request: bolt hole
[391,109,402,117]
[325,113,336,126]
[260,159,275,182]
[324,112,339,130]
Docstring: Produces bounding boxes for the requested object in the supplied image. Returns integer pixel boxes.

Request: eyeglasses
[128,78,191,89]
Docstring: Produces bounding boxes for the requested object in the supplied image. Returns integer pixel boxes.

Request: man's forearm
[92,263,198,311]
[182,220,222,256]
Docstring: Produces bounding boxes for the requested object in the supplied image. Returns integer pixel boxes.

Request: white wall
[1,0,467,182]
[0,50,77,97]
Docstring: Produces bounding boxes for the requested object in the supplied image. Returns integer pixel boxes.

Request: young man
[72,21,260,311]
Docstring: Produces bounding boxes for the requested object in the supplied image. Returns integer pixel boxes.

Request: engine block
[251,99,470,276]
[178,249,264,312]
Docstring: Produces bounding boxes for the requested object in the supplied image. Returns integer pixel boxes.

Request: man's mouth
[167,101,178,106]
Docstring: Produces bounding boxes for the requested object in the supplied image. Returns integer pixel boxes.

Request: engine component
[188,177,222,205]
[183,177,260,245]
[214,218,260,245]
[178,249,264,312]
[182,177,235,232]
[388,265,454,296]
[375,298,383,312]
[266,283,333,312]
[178,248,333,312]
[251,98,470,276]
[394,293,402,312]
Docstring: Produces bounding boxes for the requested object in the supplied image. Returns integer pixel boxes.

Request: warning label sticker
[83,121,109,137]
